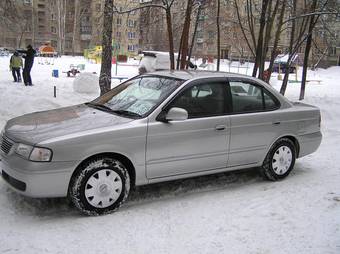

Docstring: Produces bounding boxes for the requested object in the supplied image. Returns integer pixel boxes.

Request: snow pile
[73,72,99,94]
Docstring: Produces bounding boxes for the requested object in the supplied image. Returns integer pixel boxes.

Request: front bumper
[0,154,79,198]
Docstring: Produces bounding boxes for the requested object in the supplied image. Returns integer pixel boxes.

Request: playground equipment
[84,42,132,76]
[37,43,57,65]
[84,46,102,64]
[62,64,86,77]
[227,54,251,75]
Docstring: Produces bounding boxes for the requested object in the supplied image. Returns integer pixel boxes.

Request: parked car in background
[0,71,322,215]
[138,51,196,74]
[272,54,300,73]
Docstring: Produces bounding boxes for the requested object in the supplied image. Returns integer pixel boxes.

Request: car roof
[145,70,253,81]
[143,70,293,109]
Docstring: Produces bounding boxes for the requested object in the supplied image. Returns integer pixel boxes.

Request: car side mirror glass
[165,107,188,121]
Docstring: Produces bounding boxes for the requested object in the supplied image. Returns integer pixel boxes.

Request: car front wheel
[69,157,130,216]
[261,138,296,181]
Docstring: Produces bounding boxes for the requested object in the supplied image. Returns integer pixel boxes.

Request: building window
[25,24,32,32]
[65,40,72,49]
[116,31,121,38]
[197,31,203,38]
[117,18,122,25]
[51,26,57,33]
[330,47,337,56]
[128,44,136,51]
[81,16,90,23]
[96,3,101,11]
[128,32,136,39]
[81,26,91,34]
[127,19,136,27]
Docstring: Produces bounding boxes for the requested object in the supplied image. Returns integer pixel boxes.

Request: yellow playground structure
[84,46,102,64]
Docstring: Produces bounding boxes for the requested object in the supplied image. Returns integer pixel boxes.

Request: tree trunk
[267,1,286,82]
[252,0,269,78]
[72,0,81,56]
[179,0,193,70]
[259,0,279,80]
[280,0,297,95]
[99,0,113,95]
[187,4,202,68]
[216,0,221,71]
[300,0,318,100]
[165,7,175,70]
[57,0,66,54]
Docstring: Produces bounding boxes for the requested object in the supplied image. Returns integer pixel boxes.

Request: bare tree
[57,0,67,54]
[178,0,194,69]
[266,0,286,82]
[72,0,81,56]
[0,0,35,48]
[300,0,329,100]
[187,2,204,66]
[113,0,176,69]
[216,0,221,71]
[99,0,114,95]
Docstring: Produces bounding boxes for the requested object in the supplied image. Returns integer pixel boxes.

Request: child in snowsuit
[9,51,23,82]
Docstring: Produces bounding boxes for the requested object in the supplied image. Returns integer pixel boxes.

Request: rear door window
[229,81,279,113]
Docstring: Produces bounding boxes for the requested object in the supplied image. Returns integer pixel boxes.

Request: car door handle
[215,125,226,131]
[272,121,281,125]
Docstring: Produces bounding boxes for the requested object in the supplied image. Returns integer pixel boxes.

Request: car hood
[4,104,133,144]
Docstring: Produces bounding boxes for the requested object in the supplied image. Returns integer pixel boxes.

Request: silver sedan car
[0,71,322,215]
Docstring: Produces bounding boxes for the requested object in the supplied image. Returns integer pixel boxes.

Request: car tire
[69,157,130,216]
[260,138,296,181]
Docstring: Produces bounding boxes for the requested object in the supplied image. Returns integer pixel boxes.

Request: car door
[227,77,282,167]
[146,78,230,179]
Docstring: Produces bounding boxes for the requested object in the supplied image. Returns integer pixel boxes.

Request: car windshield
[90,76,184,118]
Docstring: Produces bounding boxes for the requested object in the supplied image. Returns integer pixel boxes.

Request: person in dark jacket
[9,51,23,82]
[20,45,36,86]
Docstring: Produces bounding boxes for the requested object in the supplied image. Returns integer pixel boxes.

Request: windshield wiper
[85,102,114,113]
[86,103,142,118]
[110,110,142,118]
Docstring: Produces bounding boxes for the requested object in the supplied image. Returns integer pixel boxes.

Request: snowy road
[0,56,339,253]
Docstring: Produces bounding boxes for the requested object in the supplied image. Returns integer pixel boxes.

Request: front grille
[0,135,14,155]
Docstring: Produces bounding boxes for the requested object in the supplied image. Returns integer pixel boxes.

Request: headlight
[15,144,52,162]
[29,147,52,162]
[15,143,33,159]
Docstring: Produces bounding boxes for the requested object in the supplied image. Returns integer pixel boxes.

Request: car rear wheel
[261,138,296,181]
[69,157,130,216]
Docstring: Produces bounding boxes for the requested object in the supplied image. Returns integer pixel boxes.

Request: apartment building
[90,0,140,56]
[0,0,92,55]
[139,0,251,60]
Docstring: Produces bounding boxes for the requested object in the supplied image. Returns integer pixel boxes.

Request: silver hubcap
[272,146,293,175]
[85,169,123,208]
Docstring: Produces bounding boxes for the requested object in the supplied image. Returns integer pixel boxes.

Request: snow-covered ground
[0,56,339,254]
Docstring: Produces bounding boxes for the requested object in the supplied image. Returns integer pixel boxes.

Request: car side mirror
[157,107,188,122]
[165,107,188,121]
